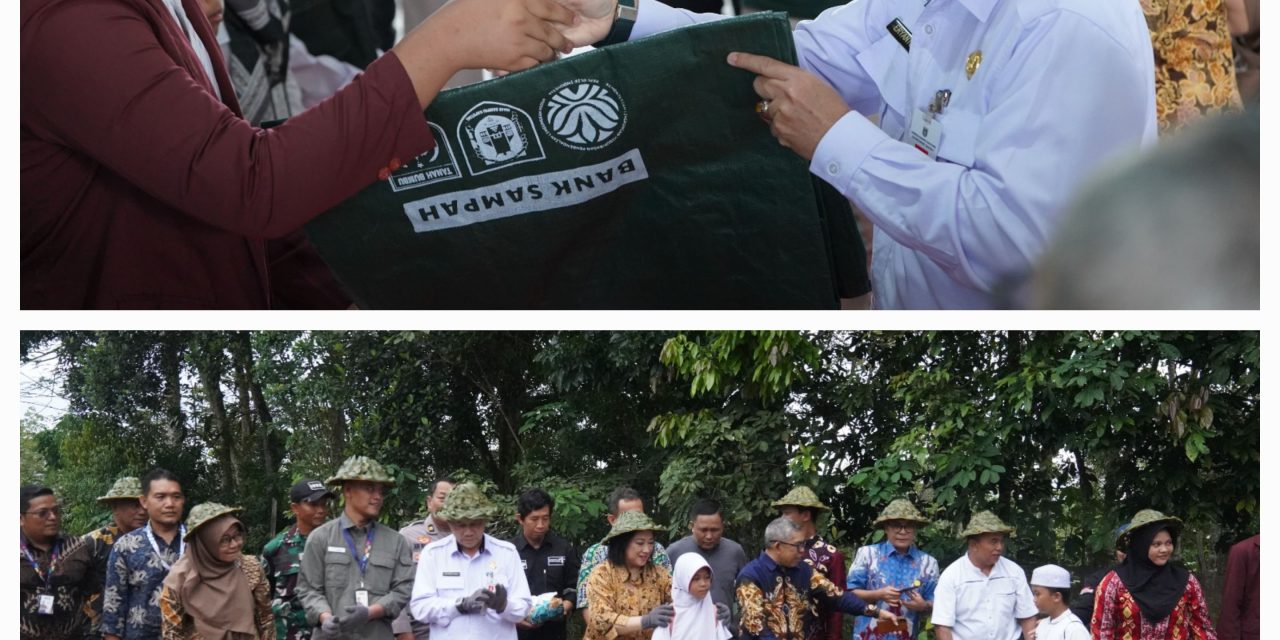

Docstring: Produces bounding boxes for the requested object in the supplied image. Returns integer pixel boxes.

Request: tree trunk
[195,335,238,494]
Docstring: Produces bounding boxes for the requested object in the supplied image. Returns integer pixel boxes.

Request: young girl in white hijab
[654,553,732,640]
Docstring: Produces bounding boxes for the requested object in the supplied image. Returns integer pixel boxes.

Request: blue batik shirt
[101,526,183,640]
[846,541,939,640]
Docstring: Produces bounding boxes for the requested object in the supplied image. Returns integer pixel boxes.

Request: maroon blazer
[21,0,435,308]
[1218,534,1259,640]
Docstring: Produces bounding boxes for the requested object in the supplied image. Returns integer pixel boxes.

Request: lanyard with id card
[21,539,61,615]
[343,526,375,606]
[908,90,950,159]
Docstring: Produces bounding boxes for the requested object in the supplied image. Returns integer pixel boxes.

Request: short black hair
[517,488,555,518]
[1048,586,1071,601]
[689,499,722,521]
[606,530,639,567]
[141,469,182,496]
[427,476,457,500]
[21,485,55,514]
[607,487,643,516]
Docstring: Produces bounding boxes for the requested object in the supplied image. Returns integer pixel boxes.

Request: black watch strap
[596,0,638,46]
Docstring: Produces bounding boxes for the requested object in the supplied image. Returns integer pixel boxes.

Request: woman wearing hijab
[583,511,676,640]
[1092,509,1217,640]
[653,554,731,640]
[159,503,274,640]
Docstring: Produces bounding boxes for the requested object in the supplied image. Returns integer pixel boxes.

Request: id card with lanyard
[145,523,186,570]
[343,525,375,607]
[21,538,61,615]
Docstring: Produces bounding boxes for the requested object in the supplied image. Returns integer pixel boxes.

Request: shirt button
[389,157,402,170]
[377,167,391,180]
[925,24,934,34]
[827,162,840,176]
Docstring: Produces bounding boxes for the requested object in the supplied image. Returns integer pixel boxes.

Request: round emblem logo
[472,114,528,162]
[539,80,627,150]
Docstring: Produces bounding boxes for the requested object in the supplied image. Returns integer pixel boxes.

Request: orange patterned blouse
[1141,0,1243,133]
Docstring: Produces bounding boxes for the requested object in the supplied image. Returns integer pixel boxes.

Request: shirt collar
[879,540,918,558]
[954,0,997,23]
[338,512,378,532]
[455,534,489,557]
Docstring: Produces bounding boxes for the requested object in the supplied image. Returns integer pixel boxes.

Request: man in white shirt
[932,511,1037,640]
[554,0,1157,309]
[1029,564,1089,640]
[409,483,532,640]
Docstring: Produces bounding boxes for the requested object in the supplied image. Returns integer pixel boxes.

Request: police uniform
[391,514,451,639]
[627,0,1158,309]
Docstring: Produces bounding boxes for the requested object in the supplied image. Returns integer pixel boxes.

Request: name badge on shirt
[355,589,370,607]
[909,109,943,159]
[37,594,55,615]
[548,556,566,566]
[440,571,464,590]
[327,546,347,553]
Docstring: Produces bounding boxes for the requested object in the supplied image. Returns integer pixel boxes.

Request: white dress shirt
[633,0,1157,308]
[161,0,221,100]
[931,555,1037,640]
[1035,610,1091,640]
[409,533,532,640]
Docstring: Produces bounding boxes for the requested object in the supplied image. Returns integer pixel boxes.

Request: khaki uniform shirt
[391,514,451,639]
[297,513,415,640]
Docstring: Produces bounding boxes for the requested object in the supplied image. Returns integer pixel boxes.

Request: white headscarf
[653,553,731,640]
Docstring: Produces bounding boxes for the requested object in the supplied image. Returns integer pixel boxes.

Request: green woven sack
[307,13,868,309]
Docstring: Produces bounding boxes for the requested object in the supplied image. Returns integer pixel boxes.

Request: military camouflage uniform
[262,525,311,640]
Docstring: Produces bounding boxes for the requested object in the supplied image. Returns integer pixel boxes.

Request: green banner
[307,13,868,309]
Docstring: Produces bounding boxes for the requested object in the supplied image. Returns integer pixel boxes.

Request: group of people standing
[21,460,1258,640]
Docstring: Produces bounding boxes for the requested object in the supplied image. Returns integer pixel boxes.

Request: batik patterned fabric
[847,541,939,640]
[737,551,865,640]
[1141,0,1243,133]
[158,555,275,640]
[260,526,309,640]
[804,536,846,640]
[101,527,182,640]
[1091,570,1217,640]
[20,532,100,640]
[576,540,671,608]
[581,562,672,640]
[85,523,124,636]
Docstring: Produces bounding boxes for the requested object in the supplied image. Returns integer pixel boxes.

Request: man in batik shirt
[85,476,148,639]
[21,485,102,640]
[773,486,847,640]
[262,478,335,640]
[102,469,187,640]
[738,517,896,640]
[846,500,939,640]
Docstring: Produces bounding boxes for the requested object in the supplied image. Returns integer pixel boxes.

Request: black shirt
[511,530,580,640]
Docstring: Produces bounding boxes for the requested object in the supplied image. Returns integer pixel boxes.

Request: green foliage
[19,330,1258,571]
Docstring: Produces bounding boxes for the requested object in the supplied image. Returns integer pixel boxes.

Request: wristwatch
[596,0,638,46]
[864,604,880,617]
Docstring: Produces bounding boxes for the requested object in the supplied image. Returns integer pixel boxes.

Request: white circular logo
[539,80,627,150]
[472,114,527,162]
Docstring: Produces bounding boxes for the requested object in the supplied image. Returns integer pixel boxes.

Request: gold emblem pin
[966,50,982,79]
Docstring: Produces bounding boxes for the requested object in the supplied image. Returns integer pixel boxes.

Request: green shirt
[297,513,415,640]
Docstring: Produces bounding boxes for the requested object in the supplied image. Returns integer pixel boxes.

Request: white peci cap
[1030,564,1072,589]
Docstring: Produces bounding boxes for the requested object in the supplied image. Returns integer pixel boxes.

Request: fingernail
[727,53,737,64]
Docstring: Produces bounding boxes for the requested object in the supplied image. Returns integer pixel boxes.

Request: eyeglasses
[218,532,246,548]
[886,523,917,532]
[23,506,64,520]
[772,540,806,551]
